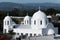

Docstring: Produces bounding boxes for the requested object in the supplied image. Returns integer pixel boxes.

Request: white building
[3,9,58,36]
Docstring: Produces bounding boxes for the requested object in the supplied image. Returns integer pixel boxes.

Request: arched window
[34,20,36,25]
[40,21,42,25]
[7,21,9,25]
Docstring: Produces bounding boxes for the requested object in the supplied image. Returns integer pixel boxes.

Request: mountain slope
[0,2,60,11]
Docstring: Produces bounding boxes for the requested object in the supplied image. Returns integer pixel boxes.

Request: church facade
[3,9,58,36]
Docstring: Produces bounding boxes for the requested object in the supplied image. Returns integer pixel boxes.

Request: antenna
[27,13,28,16]
[39,6,40,10]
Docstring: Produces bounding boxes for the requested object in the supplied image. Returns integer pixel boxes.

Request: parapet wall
[15,35,60,40]
[21,35,55,40]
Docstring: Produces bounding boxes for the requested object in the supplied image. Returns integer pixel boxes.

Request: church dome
[4,16,11,21]
[31,9,48,29]
[24,15,30,20]
[32,10,47,19]
[24,15,31,25]
[47,29,55,35]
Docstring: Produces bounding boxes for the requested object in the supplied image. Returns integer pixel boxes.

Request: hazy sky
[0,0,60,3]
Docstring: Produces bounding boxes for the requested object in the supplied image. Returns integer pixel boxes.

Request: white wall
[13,29,42,36]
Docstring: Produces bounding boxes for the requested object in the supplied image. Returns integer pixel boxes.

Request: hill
[0,2,60,11]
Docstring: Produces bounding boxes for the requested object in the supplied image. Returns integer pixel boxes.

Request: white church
[3,8,58,36]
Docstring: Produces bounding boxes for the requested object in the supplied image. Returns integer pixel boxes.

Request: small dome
[4,16,11,21]
[32,10,47,19]
[48,29,55,35]
[24,15,30,20]
[24,15,31,25]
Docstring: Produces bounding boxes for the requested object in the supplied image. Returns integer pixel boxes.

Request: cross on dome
[7,13,9,16]
[39,6,41,10]
[27,13,28,16]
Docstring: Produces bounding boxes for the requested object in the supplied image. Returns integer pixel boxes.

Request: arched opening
[34,34,36,36]
[30,33,32,37]
[21,33,26,39]
[21,33,23,36]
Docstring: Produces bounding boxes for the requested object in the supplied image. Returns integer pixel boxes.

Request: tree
[8,30,16,35]
[45,8,57,15]
[10,8,21,16]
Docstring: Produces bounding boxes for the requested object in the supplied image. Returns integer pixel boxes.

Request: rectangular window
[27,20,28,24]
[34,20,36,25]
[46,20,47,25]
[40,21,42,25]
[7,21,9,25]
